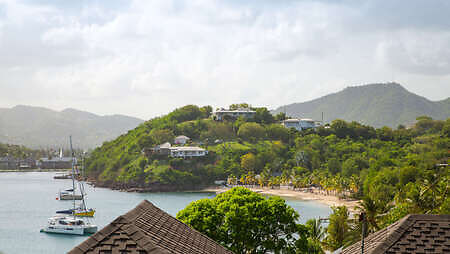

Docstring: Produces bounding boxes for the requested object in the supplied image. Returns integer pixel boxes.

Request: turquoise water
[0,172,331,254]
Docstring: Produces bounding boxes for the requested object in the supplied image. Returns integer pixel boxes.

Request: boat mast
[69,136,76,216]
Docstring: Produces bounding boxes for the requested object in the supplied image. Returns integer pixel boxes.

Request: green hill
[273,83,449,128]
[84,107,450,249]
[0,105,143,149]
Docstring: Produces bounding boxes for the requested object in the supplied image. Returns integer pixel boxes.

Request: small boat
[53,174,73,179]
[58,190,83,200]
[40,216,97,235]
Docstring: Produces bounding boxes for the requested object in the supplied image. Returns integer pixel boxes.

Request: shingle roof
[68,200,234,254]
[341,214,450,254]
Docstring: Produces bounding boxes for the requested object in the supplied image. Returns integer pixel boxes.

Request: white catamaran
[41,136,97,235]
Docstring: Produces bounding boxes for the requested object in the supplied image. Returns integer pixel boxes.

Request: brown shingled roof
[341,214,450,254]
[68,200,234,254]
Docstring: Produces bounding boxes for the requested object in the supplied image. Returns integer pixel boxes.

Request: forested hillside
[86,105,449,227]
[273,83,450,128]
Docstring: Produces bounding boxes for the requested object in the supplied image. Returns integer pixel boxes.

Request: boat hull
[59,194,83,200]
[84,225,98,234]
[40,226,84,235]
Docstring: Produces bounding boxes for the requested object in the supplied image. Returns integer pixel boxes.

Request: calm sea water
[0,172,331,254]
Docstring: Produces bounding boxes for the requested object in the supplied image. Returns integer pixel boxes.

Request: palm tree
[324,206,352,251]
[306,218,325,242]
[349,175,360,194]
[358,197,380,231]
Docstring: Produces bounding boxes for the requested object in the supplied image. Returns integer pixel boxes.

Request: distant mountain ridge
[0,105,144,149]
[273,83,449,128]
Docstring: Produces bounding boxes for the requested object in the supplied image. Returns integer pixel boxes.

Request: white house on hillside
[281,118,317,131]
[174,135,190,145]
[169,146,208,158]
[213,108,256,121]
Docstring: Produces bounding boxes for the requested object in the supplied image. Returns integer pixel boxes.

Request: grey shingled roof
[68,200,234,254]
[341,214,450,254]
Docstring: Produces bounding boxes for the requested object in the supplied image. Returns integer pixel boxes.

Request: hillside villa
[281,118,318,131]
[146,142,172,156]
[174,135,190,145]
[213,108,256,121]
[169,146,208,158]
[144,141,208,158]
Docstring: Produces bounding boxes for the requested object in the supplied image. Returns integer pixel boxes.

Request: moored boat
[58,190,83,200]
[40,216,97,235]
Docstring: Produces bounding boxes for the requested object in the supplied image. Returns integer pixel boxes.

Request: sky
[0,0,449,120]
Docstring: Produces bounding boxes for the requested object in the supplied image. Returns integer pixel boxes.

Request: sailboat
[57,150,83,200]
[41,136,97,235]
[56,182,95,217]
[58,189,83,200]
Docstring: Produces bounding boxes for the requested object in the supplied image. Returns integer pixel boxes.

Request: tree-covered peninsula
[85,105,449,223]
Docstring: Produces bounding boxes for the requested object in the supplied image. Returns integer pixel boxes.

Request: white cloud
[0,0,449,119]
[377,30,450,76]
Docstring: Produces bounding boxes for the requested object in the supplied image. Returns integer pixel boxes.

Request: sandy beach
[202,186,361,213]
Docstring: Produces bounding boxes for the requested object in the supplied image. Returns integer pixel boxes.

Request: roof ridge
[69,200,234,254]
[132,200,233,254]
[370,215,416,254]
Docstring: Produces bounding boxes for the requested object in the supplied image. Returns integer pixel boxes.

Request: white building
[281,118,317,131]
[169,146,208,158]
[213,108,256,121]
[174,135,190,145]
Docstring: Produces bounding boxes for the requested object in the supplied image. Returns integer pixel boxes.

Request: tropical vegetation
[85,104,449,251]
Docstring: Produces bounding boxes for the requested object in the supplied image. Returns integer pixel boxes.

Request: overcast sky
[0,0,449,120]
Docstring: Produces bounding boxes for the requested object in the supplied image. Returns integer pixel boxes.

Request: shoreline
[0,169,68,173]
[201,186,360,213]
[1,171,360,212]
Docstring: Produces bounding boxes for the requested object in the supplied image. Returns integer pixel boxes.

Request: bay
[0,172,331,254]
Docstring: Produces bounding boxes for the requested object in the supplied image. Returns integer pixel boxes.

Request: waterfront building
[68,200,233,254]
[0,156,18,170]
[37,157,72,169]
[19,158,36,169]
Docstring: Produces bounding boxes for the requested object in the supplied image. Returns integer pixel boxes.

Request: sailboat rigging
[40,136,97,235]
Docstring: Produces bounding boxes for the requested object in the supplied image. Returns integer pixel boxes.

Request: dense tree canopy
[177,187,311,254]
